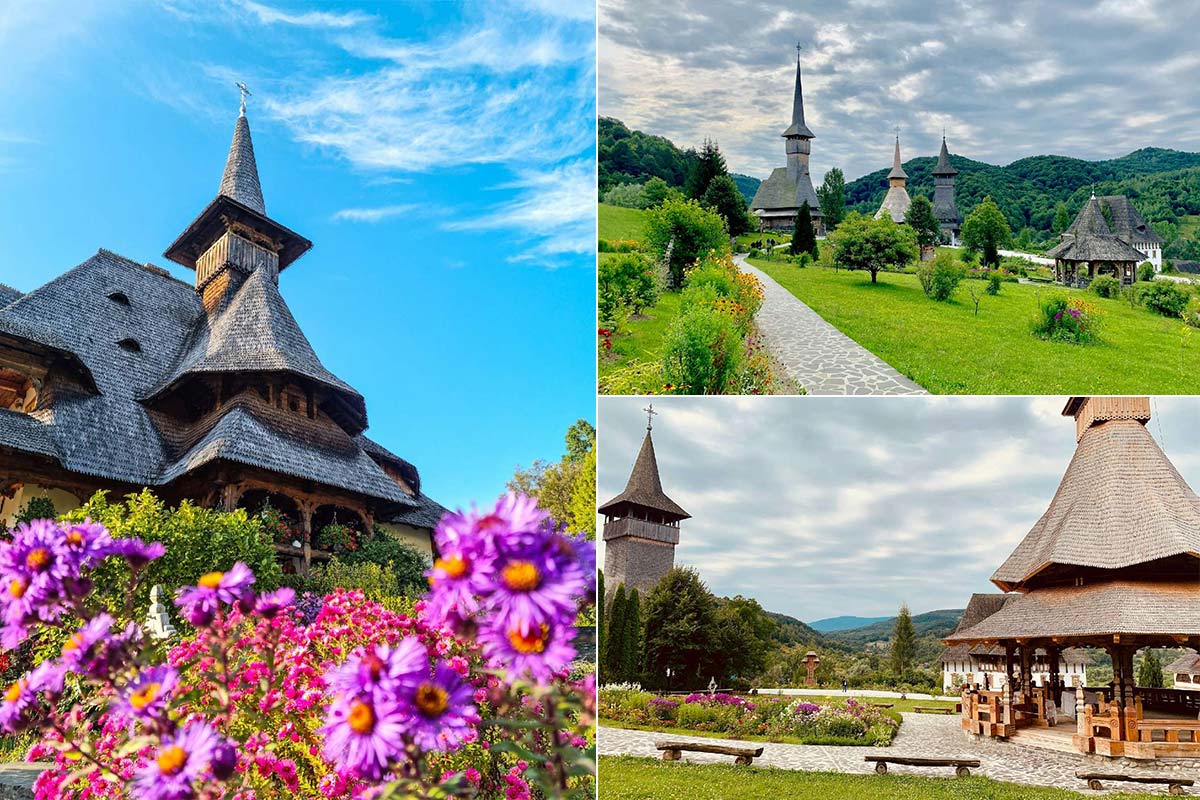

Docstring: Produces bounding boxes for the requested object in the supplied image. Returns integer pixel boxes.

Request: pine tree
[890,603,917,677]
[1053,202,1071,234]
[603,585,627,683]
[623,589,642,685]
[685,139,728,200]
[702,175,753,237]
[905,195,941,255]
[597,570,606,653]
[816,168,846,230]
[790,201,819,259]
[1138,649,1165,688]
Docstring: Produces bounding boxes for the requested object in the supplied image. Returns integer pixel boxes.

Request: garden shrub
[748,248,762,259]
[1186,296,1200,329]
[1139,261,1157,283]
[916,251,964,301]
[316,521,359,555]
[986,272,1003,296]
[12,496,56,529]
[644,198,729,288]
[1138,280,1189,317]
[602,181,648,209]
[307,558,402,600]
[599,252,659,319]
[795,253,811,268]
[62,490,281,626]
[1089,274,1120,298]
[341,533,430,596]
[1032,295,1098,344]
[662,303,743,394]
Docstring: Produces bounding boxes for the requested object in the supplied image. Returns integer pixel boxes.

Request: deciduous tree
[962,196,1012,268]
[905,194,941,254]
[816,167,846,229]
[826,212,918,283]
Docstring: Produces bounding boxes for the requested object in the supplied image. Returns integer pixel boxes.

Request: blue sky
[0,0,596,511]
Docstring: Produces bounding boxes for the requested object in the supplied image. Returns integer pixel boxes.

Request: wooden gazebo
[946,397,1200,759]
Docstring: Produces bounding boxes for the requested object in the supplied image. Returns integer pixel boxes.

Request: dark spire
[782,46,815,139]
[598,429,690,522]
[887,132,907,180]
[218,113,266,215]
[933,134,957,176]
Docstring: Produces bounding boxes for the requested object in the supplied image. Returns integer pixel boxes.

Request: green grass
[599,290,683,382]
[600,203,648,242]
[747,259,1200,394]
[736,230,791,250]
[598,756,1155,799]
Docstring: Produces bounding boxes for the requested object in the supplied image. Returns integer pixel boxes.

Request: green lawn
[600,204,648,242]
[599,290,682,383]
[736,230,790,250]
[598,756,1154,800]
[747,259,1200,394]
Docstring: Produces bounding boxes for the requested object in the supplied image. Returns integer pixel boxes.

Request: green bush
[748,248,762,259]
[795,253,811,268]
[599,252,659,319]
[1031,295,1098,344]
[13,496,56,528]
[62,490,281,626]
[916,251,964,301]
[1089,274,1120,298]
[1138,261,1157,283]
[1185,297,1200,329]
[645,198,729,288]
[341,534,430,597]
[986,272,1003,296]
[1138,280,1189,317]
[602,182,648,209]
[307,558,401,601]
[662,303,743,394]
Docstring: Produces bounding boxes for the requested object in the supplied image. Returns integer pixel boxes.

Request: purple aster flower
[113,665,178,725]
[478,616,577,683]
[59,614,115,677]
[0,520,75,631]
[0,674,38,733]
[132,721,221,800]
[485,529,588,635]
[327,639,428,703]
[175,562,256,625]
[255,587,295,619]
[321,692,408,781]
[210,739,238,780]
[60,521,115,567]
[99,537,166,570]
[399,660,478,752]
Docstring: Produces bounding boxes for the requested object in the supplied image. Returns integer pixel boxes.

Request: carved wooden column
[299,500,315,577]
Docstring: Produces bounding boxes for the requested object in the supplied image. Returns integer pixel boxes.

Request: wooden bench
[912,706,955,715]
[656,740,763,766]
[865,756,980,777]
[1076,771,1194,795]
[869,703,894,709]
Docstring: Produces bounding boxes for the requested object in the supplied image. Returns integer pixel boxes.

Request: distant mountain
[731,173,761,205]
[844,147,1200,243]
[824,609,964,648]
[809,615,890,633]
[765,611,826,647]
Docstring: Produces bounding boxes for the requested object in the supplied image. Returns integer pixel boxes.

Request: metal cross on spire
[643,404,657,432]
[895,125,901,140]
[796,41,803,60]
[235,82,251,117]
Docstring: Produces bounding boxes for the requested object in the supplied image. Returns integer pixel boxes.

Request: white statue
[144,584,178,640]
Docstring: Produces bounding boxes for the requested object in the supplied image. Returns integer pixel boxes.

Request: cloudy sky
[597,396,1200,623]
[0,0,594,509]
[599,0,1200,182]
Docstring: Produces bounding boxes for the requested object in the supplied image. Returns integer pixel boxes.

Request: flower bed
[0,493,595,799]
[599,688,900,746]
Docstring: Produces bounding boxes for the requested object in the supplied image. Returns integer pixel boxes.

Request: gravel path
[600,716,1200,794]
[735,255,926,396]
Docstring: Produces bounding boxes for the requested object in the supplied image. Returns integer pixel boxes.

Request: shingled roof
[219,113,266,215]
[0,285,22,307]
[1166,652,1200,675]
[991,417,1200,590]
[1098,195,1163,245]
[940,593,1013,660]
[751,167,822,215]
[1047,195,1151,263]
[932,136,957,177]
[945,581,1200,642]
[599,430,690,522]
[782,55,814,139]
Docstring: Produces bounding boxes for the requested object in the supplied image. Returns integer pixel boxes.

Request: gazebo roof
[598,429,690,522]
[991,401,1200,591]
[944,581,1200,644]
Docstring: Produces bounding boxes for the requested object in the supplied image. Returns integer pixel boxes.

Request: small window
[107,291,131,306]
[287,394,300,413]
[118,338,142,353]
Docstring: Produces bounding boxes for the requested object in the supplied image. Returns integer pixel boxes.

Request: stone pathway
[735,255,926,395]
[600,717,1200,794]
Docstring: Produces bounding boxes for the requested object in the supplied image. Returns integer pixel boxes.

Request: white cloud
[234,0,372,29]
[331,204,418,222]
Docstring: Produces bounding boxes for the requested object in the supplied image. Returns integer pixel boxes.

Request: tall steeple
[164,86,312,306]
[600,417,690,596]
[875,131,911,223]
[932,133,961,243]
[781,45,822,223]
[783,46,815,139]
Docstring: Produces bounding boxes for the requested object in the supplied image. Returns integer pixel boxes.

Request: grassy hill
[599,203,648,243]
[765,611,826,647]
[809,615,890,633]
[824,608,964,648]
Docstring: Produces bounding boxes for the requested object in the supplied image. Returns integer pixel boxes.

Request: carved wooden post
[1076,684,1087,739]
[299,500,314,577]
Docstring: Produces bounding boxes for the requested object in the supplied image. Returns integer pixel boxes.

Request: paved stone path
[735,255,926,395]
[600,717,1200,794]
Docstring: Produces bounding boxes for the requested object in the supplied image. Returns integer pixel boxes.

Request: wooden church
[0,101,444,572]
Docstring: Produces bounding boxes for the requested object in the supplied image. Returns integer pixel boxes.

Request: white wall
[0,484,81,529]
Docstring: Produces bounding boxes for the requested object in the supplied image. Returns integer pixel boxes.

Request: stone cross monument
[803,651,821,687]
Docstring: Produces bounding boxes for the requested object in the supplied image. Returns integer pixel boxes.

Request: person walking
[841,678,848,693]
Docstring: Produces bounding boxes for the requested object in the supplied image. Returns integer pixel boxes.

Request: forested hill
[823,609,964,648]
[599,116,760,203]
[846,147,1200,238]
[765,611,826,647]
